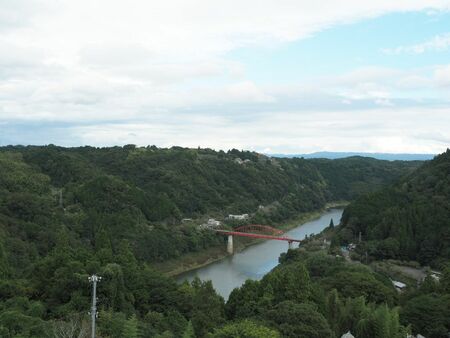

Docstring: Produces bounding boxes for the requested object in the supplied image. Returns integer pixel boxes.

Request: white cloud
[0,0,45,31]
[1,0,450,152]
[220,81,275,103]
[434,64,450,86]
[66,107,450,154]
[0,62,448,124]
[382,32,450,54]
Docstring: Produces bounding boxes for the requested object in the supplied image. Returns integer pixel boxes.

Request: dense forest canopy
[0,144,433,337]
[0,145,419,265]
[338,149,450,266]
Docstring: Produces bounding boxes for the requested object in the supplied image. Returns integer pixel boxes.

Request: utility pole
[88,274,101,338]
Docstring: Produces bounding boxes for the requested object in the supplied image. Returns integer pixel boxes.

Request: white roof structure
[392,281,407,289]
[228,213,249,220]
[341,332,355,338]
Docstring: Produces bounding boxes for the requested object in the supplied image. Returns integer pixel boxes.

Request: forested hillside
[0,145,423,337]
[0,145,419,265]
[308,156,420,201]
[338,149,450,266]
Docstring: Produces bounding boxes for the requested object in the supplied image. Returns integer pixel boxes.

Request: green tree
[265,301,333,338]
[419,274,439,294]
[401,294,450,338]
[98,310,127,338]
[191,279,225,337]
[325,289,342,334]
[182,321,195,338]
[208,320,280,338]
[226,280,261,320]
[122,314,139,338]
[261,262,311,304]
[439,266,450,293]
[0,237,9,279]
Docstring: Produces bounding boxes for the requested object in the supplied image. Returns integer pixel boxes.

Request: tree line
[0,145,425,337]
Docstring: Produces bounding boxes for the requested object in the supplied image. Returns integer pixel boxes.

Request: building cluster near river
[178,208,344,299]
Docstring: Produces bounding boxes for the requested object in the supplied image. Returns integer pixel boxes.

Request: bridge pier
[227,235,233,254]
[288,241,295,250]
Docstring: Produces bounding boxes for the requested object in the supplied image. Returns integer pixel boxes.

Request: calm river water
[177,208,344,299]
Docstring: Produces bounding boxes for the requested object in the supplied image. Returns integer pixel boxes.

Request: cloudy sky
[1,0,450,154]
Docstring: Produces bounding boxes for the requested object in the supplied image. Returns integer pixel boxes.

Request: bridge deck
[215,229,302,242]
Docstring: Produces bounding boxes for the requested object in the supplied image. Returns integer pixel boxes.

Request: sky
[1,0,450,154]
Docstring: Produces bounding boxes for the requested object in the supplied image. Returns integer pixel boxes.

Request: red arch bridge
[214,224,302,254]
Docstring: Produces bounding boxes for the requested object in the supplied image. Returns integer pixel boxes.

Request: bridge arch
[233,224,284,236]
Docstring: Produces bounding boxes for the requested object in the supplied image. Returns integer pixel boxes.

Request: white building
[207,218,221,227]
[392,280,407,292]
[228,214,249,220]
[198,218,221,229]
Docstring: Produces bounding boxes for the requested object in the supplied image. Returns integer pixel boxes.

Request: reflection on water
[177,208,343,299]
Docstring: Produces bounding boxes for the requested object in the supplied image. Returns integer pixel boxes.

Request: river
[177,208,343,299]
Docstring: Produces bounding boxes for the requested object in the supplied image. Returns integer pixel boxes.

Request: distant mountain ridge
[269,151,436,161]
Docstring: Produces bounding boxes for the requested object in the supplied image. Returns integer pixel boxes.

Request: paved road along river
[177,208,344,299]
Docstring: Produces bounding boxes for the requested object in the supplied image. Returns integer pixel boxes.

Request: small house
[207,218,221,227]
[228,214,249,220]
[392,280,407,292]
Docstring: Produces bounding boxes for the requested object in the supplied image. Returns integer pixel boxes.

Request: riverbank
[153,201,348,277]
